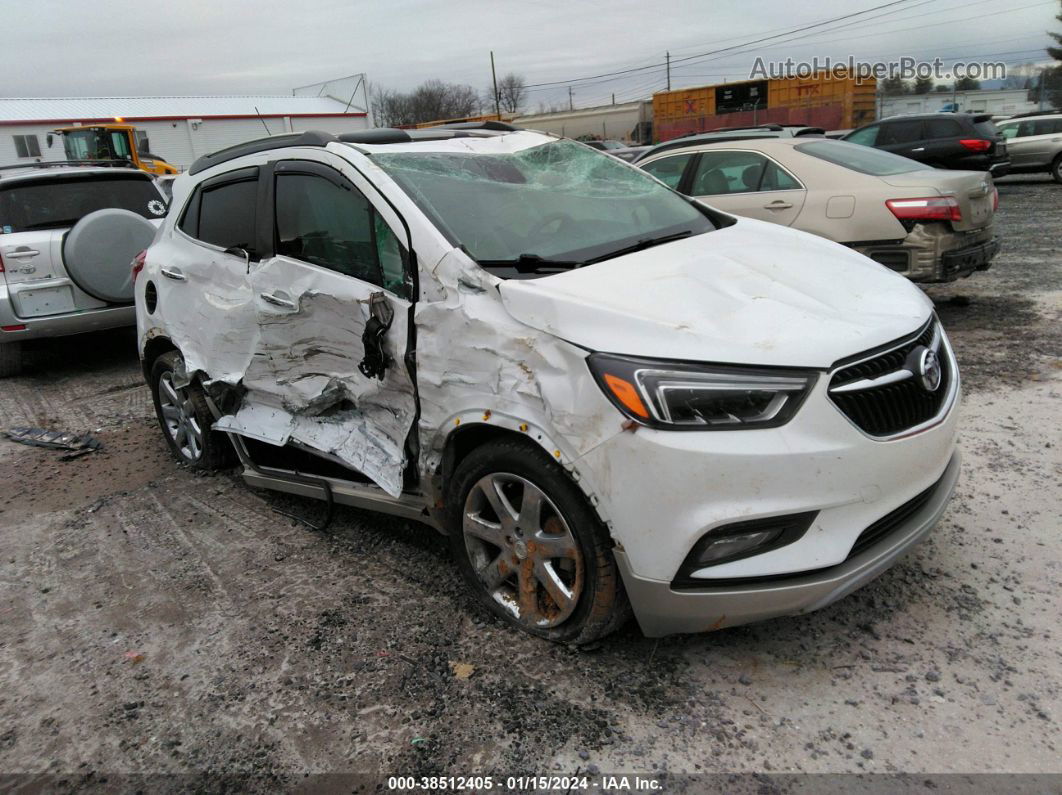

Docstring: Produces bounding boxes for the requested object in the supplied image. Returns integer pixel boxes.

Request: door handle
[764,200,793,210]
[6,248,39,258]
[911,147,925,152]
[159,266,186,281]
[259,291,297,309]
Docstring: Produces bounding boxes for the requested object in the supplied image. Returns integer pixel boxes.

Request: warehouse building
[515,101,652,144]
[0,76,371,171]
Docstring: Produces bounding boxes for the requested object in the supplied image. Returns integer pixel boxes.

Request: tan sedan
[636,137,999,283]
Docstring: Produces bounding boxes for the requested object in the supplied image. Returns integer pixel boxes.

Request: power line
[521,0,921,89]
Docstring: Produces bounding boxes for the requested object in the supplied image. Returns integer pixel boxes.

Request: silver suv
[0,164,166,376]
[995,112,1062,183]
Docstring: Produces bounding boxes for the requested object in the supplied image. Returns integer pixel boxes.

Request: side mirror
[46,134,54,148]
[140,137,150,152]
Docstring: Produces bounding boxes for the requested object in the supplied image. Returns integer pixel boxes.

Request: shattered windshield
[373,139,716,267]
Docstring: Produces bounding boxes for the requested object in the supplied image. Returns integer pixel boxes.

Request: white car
[128,125,960,641]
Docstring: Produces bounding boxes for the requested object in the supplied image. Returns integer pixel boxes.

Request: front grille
[828,319,951,437]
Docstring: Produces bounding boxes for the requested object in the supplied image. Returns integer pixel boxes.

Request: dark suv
[843,113,1009,176]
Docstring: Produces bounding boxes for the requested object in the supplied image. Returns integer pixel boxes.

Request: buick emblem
[918,347,942,392]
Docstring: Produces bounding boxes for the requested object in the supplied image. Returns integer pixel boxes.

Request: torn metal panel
[412,248,623,490]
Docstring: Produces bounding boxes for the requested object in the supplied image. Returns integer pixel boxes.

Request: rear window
[0,174,164,234]
[973,120,998,139]
[794,140,924,176]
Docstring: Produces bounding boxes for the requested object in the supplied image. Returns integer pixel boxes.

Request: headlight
[588,353,816,430]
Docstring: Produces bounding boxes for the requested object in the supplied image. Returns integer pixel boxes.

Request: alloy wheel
[462,473,584,628]
[158,371,203,461]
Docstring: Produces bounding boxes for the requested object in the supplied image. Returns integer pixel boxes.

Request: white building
[515,101,652,143]
[0,77,372,171]
[880,88,1040,119]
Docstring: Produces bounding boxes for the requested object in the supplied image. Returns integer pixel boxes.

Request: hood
[498,218,932,369]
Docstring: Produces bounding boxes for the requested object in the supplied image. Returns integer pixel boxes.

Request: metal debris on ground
[2,427,103,459]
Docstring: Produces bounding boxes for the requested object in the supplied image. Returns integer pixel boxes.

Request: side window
[761,159,801,191]
[110,132,132,159]
[13,135,41,159]
[846,125,880,146]
[925,118,962,139]
[197,179,258,251]
[997,123,1018,140]
[274,170,408,297]
[640,154,693,189]
[880,120,924,145]
[1033,119,1062,135]
[1017,121,1035,137]
[690,151,767,195]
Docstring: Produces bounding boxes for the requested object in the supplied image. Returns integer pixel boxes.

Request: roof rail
[189,130,337,175]
[434,120,521,131]
[1004,109,1060,119]
[709,123,785,132]
[337,129,413,145]
[0,159,138,172]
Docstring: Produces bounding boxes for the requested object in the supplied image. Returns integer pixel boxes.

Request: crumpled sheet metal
[156,149,621,501]
[413,249,621,483]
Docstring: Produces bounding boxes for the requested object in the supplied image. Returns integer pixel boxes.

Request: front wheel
[1051,155,1062,185]
[447,438,629,643]
[150,351,235,470]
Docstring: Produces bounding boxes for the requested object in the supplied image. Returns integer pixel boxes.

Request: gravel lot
[0,176,1059,789]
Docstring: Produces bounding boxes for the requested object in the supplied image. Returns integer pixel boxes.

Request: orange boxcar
[652,74,876,142]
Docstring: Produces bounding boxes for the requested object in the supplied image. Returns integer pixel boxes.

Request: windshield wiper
[476,253,584,273]
[583,230,695,265]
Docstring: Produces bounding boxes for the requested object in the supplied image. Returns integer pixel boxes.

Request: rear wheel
[0,342,23,378]
[150,351,235,470]
[447,438,629,643]
[1051,155,1062,185]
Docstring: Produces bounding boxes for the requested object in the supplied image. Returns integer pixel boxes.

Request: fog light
[672,511,818,588]
[695,529,783,566]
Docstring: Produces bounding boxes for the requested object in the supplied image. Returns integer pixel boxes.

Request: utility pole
[666,51,671,91]
[1039,67,1046,111]
[490,51,500,118]
[568,86,574,111]
[611,93,615,105]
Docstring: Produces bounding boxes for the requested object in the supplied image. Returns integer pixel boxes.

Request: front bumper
[617,451,960,637]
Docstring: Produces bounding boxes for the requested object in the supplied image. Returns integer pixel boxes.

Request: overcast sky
[5,0,1058,110]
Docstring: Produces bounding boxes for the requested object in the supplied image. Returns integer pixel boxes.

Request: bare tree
[495,73,526,114]
[371,80,482,127]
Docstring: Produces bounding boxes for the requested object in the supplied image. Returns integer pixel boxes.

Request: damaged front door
[217,156,416,497]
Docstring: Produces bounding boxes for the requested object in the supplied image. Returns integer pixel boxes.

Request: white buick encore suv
[128,124,961,642]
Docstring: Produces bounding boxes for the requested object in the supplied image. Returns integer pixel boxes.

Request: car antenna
[254,107,271,136]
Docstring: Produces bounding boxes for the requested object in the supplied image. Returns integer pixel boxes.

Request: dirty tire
[0,342,23,378]
[447,437,630,644]
[1052,155,1062,185]
[150,351,235,471]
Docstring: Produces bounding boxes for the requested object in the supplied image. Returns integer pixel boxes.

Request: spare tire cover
[63,209,158,304]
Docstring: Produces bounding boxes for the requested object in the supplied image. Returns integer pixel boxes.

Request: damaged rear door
[216,155,417,497]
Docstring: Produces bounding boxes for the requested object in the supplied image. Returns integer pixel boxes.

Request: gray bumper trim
[616,450,961,637]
